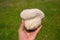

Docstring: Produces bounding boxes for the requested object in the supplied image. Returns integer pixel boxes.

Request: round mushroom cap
[20,9,45,20]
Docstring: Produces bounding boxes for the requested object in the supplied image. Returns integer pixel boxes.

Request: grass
[0,0,60,40]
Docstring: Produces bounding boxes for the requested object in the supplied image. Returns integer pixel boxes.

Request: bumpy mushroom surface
[20,9,45,30]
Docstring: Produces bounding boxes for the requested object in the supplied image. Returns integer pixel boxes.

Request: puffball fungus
[20,9,45,30]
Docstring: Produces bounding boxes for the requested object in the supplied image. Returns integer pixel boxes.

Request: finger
[20,20,25,27]
[19,20,25,30]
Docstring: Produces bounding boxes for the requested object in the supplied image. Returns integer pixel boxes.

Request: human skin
[18,20,42,40]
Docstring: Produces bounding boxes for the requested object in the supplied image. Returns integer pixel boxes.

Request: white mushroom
[20,9,45,30]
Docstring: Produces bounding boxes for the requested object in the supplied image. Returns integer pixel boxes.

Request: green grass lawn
[0,0,60,40]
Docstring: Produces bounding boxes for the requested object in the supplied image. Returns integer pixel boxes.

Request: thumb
[34,25,42,35]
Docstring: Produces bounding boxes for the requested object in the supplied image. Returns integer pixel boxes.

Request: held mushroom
[20,9,45,30]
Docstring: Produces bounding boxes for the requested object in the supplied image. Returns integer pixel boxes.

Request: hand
[18,20,42,40]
